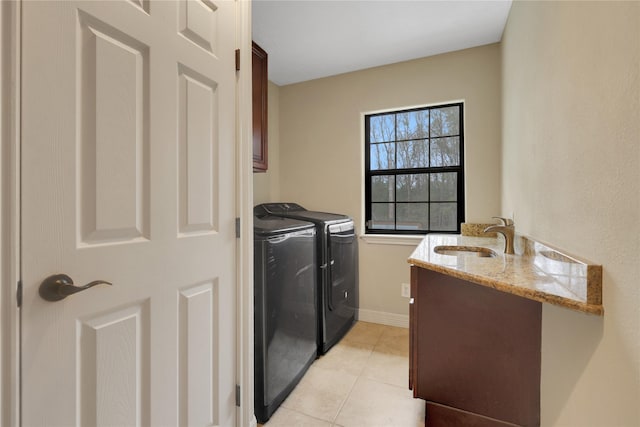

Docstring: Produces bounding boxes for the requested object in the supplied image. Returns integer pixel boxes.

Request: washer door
[254,228,317,421]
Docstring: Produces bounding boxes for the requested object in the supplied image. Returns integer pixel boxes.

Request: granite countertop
[408,234,603,315]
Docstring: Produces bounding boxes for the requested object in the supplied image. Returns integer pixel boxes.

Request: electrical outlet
[401,283,410,298]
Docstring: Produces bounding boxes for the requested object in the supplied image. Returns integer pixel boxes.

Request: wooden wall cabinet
[252,41,268,172]
[410,266,542,427]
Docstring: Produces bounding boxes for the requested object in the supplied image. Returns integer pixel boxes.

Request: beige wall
[253,81,281,204]
[501,1,640,425]
[277,44,502,319]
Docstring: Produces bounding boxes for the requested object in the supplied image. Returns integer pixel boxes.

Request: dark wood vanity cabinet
[252,41,268,172]
[409,266,542,427]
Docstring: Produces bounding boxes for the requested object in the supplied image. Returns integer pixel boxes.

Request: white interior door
[21,1,238,425]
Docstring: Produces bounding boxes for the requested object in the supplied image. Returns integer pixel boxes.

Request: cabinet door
[413,268,541,426]
[252,41,268,171]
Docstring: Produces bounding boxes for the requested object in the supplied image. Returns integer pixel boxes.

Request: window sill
[359,234,425,246]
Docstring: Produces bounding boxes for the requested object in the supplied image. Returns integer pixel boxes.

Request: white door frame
[236,1,256,426]
[0,1,255,426]
[1,0,21,425]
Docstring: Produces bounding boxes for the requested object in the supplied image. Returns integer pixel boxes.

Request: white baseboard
[357,309,409,328]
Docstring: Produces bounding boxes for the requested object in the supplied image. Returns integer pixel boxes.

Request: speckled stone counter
[408,234,603,315]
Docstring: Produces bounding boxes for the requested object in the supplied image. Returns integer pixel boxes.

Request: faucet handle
[492,216,514,226]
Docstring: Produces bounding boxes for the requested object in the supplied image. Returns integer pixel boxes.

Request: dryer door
[327,222,358,322]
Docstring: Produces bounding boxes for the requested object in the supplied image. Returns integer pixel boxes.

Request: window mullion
[394,113,398,231]
[427,109,431,232]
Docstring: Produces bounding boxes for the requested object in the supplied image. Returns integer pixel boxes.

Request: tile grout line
[331,327,386,425]
[286,407,337,426]
[330,361,367,425]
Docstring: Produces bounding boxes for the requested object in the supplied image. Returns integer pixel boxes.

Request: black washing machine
[255,203,358,354]
[254,214,317,423]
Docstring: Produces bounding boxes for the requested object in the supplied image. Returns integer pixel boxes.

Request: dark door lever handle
[39,274,112,302]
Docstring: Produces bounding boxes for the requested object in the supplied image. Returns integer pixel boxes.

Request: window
[365,103,464,234]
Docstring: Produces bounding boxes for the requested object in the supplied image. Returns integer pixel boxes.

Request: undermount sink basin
[434,245,498,258]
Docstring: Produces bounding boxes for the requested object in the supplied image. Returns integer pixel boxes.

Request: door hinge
[16,280,22,308]
[235,217,240,238]
[235,49,240,71]
[235,384,241,407]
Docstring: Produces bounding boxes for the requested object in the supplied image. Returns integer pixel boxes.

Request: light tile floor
[260,321,425,427]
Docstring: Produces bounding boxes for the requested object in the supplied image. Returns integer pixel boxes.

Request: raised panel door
[21,1,238,425]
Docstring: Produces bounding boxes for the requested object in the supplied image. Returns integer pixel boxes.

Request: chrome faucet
[484,217,515,255]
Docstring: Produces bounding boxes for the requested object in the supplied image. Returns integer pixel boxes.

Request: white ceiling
[252,0,512,86]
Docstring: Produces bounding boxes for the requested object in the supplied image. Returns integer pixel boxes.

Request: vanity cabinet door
[252,41,268,172]
[409,266,542,427]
